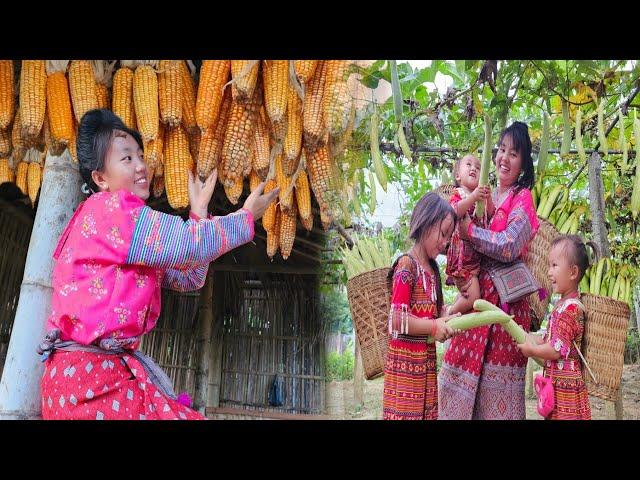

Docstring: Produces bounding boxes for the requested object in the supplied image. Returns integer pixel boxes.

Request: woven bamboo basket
[579,293,630,401]
[346,267,392,380]
[525,218,558,330]
[437,184,557,331]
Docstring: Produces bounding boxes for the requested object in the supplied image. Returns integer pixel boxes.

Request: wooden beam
[210,263,320,275]
[205,406,330,420]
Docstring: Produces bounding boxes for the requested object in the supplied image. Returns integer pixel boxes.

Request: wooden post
[588,151,624,420]
[207,271,225,409]
[353,339,364,410]
[0,152,83,419]
[193,273,214,414]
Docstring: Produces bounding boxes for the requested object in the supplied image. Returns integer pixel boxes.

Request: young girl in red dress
[517,234,597,420]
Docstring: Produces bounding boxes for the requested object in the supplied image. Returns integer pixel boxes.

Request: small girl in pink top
[38,109,278,420]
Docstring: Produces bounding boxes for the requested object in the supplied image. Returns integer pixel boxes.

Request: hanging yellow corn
[68,60,98,124]
[294,60,318,85]
[284,85,302,175]
[262,60,288,126]
[303,60,327,150]
[249,169,261,192]
[275,153,293,212]
[196,60,230,132]
[158,60,182,128]
[93,61,115,110]
[16,160,29,194]
[224,176,244,205]
[295,168,311,222]
[323,60,351,140]
[68,120,78,162]
[133,61,160,142]
[266,206,281,259]
[12,108,26,162]
[300,208,313,232]
[0,126,11,157]
[27,160,42,205]
[178,61,198,134]
[230,60,260,104]
[198,88,232,180]
[221,80,262,187]
[20,60,47,139]
[0,157,13,184]
[305,144,332,215]
[45,60,74,146]
[262,179,278,232]
[280,200,297,260]
[152,161,165,198]
[143,122,164,170]
[252,107,271,180]
[112,61,137,129]
[0,60,15,130]
[164,125,192,209]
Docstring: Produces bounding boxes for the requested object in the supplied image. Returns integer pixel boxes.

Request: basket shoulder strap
[563,298,598,384]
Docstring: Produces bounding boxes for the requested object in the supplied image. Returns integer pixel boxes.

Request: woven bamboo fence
[217,271,324,415]
[0,199,33,376]
[138,289,201,399]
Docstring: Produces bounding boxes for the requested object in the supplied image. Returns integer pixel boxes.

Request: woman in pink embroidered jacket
[438,121,540,420]
[39,109,279,420]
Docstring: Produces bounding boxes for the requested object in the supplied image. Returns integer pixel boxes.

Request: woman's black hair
[497,121,535,192]
[77,109,143,194]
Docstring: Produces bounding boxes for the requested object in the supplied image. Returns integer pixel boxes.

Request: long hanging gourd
[537,112,550,177]
[369,170,376,214]
[575,108,586,162]
[370,105,387,192]
[598,98,608,156]
[560,99,571,157]
[618,108,628,172]
[631,110,640,220]
[476,113,492,218]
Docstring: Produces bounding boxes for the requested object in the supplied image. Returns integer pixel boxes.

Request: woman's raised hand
[188,169,217,219]
[243,181,280,220]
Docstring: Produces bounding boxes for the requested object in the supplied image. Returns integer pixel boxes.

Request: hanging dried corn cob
[305,144,333,217]
[224,176,244,205]
[280,200,297,260]
[230,60,260,104]
[68,60,98,124]
[319,205,333,231]
[112,61,137,129]
[12,108,26,164]
[300,209,313,231]
[0,60,15,130]
[93,61,115,110]
[152,161,165,198]
[27,157,42,205]
[249,169,261,192]
[283,84,302,175]
[68,119,78,162]
[266,206,281,259]
[295,167,311,223]
[45,60,74,146]
[164,125,192,209]
[261,178,278,232]
[133,61,159,142]
[262,60,288,126]
[16,159,29,194]
[303,60,327,150]
[196,60,230,132]
[143,122,164,170]
[275,153,293,212]
[220,80,262,187]
[178,61,198,134]
[0,126,11,157]
[19,60,47,139]
[43,112,66,157]
[197,88,232,180]
[0,157,13,184]
[158,60,182,128]
[293,60,318,85]
[252,108,271,180]
[323,60,351,140]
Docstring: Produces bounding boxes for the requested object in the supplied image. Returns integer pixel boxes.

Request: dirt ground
[326,364,640,420]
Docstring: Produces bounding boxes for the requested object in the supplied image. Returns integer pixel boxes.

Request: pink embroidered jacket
[46,190,254,348]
